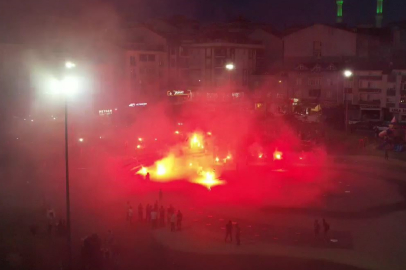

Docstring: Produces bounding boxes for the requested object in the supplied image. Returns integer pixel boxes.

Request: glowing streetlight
[343,69,353,133]
[343,70,353,78]
[225,63,235,70]
[65,61,76,69]
[78,138,84,142]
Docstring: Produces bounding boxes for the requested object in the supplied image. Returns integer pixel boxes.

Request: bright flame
[157,163,166,176]
[190,133,204,149]
[137,167,148,176]
[215,157,219,162]
[207,131,212,136]
[175,130,180,134]
[193,170,224,190]
[137,145,141,149]
[273,150,283,160]
[226,155,231,160]
[258,153,263,159]
[138,138,143,142]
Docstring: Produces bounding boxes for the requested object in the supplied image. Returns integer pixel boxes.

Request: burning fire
[273,149,283,160]
[133,131,225,189]
[193,170,224,190]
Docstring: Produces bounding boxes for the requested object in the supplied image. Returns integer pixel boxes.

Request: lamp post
[343,70,353,132]
[62,61,78,270]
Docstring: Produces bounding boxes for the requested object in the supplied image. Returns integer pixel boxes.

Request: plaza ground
[1,155,406,270]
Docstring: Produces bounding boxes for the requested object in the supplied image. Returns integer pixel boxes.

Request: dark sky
[110,0,406,29]
[1,0,406,32]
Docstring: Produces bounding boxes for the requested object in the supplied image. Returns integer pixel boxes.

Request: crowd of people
[126,189,183,232]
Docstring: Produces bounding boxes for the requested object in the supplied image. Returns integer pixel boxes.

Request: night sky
[0,0,406,32]
[110,0,406,29]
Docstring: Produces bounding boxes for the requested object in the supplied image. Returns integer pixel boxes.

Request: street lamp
[225,63,235,70]
[65,61,76,69]
[54,61,77,270]
[343,69,353,132]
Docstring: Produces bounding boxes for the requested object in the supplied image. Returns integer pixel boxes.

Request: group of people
[314,219,330,237]
[126,190,183,232]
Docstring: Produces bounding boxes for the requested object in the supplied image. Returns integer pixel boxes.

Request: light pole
[57,61,78,270]
[343,70,353,133]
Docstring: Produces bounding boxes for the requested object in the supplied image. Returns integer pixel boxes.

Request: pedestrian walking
[127,206,133,223]
[176,210,183,231]
[314,219,320,237]
[138,203,143,222]
[322,219,330,235]
[225,220,233,242]
[159,206,165,227]
[170,212,176,232]
[151,209,158,229]
[235,223,241,246]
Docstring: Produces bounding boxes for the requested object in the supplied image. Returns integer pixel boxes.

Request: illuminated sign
[129,103,147,107]
[390,108,406,113]
[167,90,191,96]
[99,109,112,116]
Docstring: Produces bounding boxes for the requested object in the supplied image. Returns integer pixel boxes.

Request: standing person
[314,219,320,237]
[138,203,143,222]
[47,209,55,234]
[176,210,183,231]
[170,212,176,232]
[127,206,133,223]
[322,219,330,236]
[225,221,233,242]
[154,201,158,211]
[167,204,174,224]
[146,204,151,223]
[126,202,131,221]
[145,172,150,181]
[151,209,158,229]
[159,206,165,227]
[235,223,241,246]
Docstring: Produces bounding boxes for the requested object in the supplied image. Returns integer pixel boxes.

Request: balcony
[358,88,381,93]
[359,100,381,105]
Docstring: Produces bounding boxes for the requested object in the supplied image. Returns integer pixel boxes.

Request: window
[170,48,176,55]
[205,48,212,57]
[214,58,226,67]
[387,89,396,96]
[148,54,155,62]
[130,56,136,66]
[139,54,148,62]
[309,89,321,97]
[308,78,321,87]
[243,69,248,86]
[180,47,189,56]
[296,78,302,85]
[130,68,136,79]
[214,48,226,57]
[248,50,253,60]
[313,41,322,57]
[402,83,406,90]
[230,48,235,59]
